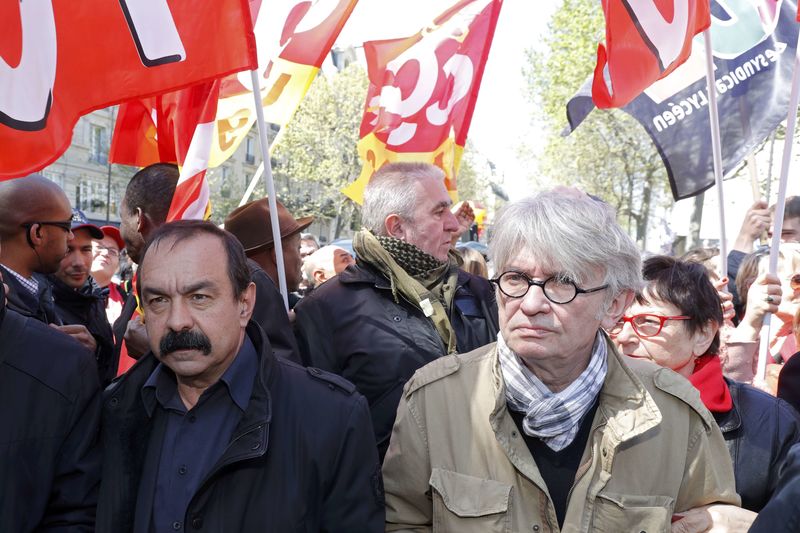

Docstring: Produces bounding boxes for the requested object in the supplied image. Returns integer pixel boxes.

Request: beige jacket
[383,338,740,533]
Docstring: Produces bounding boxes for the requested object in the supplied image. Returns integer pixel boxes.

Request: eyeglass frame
[20,220,74,233]
[93,244,120,258]
[608,313,691,338]
[489,270,608,304]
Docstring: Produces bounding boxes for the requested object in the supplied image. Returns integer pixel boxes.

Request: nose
[613,320,639,347]
[165,299,194,333]
[443,208,460,233]
[518,283,551,316]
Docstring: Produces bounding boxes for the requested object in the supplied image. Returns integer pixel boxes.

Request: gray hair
[361,162,445,235]
[489,191,643,307]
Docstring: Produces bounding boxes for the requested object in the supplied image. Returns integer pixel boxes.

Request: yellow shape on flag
[208,59,319,167]
[343,132,465,205]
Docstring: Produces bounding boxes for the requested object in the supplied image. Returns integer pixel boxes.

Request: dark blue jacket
[293,262,498,459]
[715,378,800,512]
[97,322,384,532]
[0,306,101,531]
[749,442,800,532]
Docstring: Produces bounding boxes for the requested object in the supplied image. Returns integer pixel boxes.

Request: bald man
[0,174,73,323]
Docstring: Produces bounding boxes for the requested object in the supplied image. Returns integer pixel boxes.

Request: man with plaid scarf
[383,190,741,532]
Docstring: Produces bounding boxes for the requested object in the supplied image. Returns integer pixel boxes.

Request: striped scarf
[499,331,607,451]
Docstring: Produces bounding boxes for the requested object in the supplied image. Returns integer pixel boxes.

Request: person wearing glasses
[612,255,800,516]
[382,191,738,532]
[0,174,73,324]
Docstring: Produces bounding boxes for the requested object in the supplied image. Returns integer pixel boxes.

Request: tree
[524,0,671,248]
[265,63,369,238]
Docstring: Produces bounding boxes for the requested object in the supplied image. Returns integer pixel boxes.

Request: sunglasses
[20,219,74,233]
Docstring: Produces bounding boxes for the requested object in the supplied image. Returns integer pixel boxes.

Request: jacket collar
[339,260,468,292]
[714,378,741,434]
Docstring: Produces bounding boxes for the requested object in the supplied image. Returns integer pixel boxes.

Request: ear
[135,207,151,237]
[28,223,45,247]
[599,289,634,330]
[237,282,257,326]
[691,319,718,356]
[313,269,327,285]
[384,214,406,240]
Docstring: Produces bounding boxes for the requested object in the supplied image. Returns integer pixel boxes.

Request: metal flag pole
[703,29,728,278]
[250,69,289,311]
[238,126,288,207]
[755,27,800,382]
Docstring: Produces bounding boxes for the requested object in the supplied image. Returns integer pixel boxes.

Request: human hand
[741,272,782,331]
[733,200,770,252]
[51,323,98,353]
[671,504,756,533]
[450,201,475,246]
[713,277,736,323]
[124,315,150,359]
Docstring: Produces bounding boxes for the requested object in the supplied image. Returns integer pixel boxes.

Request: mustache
[159,329,212,356]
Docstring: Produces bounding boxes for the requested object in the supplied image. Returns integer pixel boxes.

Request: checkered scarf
[498,331,607,451]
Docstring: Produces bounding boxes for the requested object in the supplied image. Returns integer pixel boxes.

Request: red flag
[0,0,256,179]
[110,0,358,169]
[592,0,710,108]
[343,0,502,204]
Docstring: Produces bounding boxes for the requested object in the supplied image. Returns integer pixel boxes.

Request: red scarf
[688,354,733,413]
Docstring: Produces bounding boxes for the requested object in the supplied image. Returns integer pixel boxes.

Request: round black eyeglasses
[489,271,608,304]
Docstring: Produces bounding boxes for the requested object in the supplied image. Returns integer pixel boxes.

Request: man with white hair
[302,245,354,290]
[294,162,498,460]
[382,190,739,531]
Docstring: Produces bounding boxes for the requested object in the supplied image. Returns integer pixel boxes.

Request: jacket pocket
[429,468,511,533]
[593,492,674,533]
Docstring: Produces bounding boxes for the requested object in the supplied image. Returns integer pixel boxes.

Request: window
[77,179,108,214]
[90,125,108,164]
[245,136,256,164]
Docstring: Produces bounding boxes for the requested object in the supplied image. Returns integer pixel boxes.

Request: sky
[331,0,557,199]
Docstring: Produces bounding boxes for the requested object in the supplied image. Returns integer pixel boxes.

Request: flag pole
[755,27,800,382]
[702,29,728,278]
[250,70,289,311]
[238,126,288,207]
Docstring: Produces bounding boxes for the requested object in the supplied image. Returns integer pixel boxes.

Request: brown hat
[224,198,313,252]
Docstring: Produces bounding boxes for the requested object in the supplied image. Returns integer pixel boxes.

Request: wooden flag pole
[755,28,800,382]
[250,70,289,311]
[703,29,728,278]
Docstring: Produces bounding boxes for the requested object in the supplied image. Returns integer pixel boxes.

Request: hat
[71,209,104,239]
[224,198,313,252]
[100,225,125,250]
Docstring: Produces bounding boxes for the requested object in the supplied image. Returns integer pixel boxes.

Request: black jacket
[0,265,61,324]
[97,322,384,532]
[293,262,498,458]
[248,259,301,363]
[50,275,115,386]
[715,378,800,511]
[0,307,101,532]
[749,442,800,533]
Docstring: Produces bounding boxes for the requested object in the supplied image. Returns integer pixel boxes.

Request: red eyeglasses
[609,314,690,338]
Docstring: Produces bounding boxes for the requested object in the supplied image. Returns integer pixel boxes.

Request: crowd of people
[1,161,800,532]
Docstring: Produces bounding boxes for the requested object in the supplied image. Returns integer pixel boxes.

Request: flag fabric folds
[567,0,798,200]
[592,0,710,109]
[110,0,358,170]
[343,0,503,204]
[0,0,256,180]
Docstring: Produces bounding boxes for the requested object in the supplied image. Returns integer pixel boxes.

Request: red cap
[100,225,125,250]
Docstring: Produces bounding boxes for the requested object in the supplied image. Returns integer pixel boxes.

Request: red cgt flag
[0,0,257,180]
[592,0,710,109]
[110,0,358,170]
[343,0,503,204]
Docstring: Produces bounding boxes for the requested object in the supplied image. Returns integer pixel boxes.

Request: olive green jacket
[383,336,740,533]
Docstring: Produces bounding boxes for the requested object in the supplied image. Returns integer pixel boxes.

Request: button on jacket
[97,322,384,532]
[383,338,740,533]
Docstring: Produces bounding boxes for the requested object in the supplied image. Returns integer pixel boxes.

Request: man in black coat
[0,258,102,531]
[97,220,383,532]
[294,162,498,459]
[50,210,116,385]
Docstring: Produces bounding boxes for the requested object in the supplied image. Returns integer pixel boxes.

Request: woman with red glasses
[611,255,800,514]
